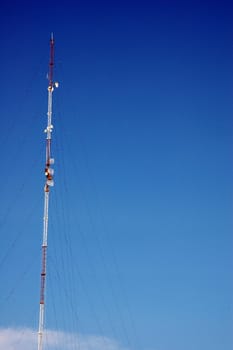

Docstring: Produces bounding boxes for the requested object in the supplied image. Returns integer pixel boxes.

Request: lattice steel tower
[38,33,59,350]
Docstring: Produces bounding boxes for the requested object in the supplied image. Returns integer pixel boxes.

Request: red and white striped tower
[38,33,58,350]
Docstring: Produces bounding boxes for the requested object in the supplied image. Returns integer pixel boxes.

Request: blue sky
[0,1,232,349]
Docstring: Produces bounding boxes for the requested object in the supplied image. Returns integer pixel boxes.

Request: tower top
[48,34,55,88]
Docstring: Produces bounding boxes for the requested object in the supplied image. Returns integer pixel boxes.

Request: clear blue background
[0,1,232,349]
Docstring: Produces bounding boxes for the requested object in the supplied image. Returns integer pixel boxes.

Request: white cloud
[0,327,128,350]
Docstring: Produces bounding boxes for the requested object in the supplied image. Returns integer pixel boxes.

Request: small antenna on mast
[48,33,55,89]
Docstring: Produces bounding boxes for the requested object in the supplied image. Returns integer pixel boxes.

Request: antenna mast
[38,33,58,350]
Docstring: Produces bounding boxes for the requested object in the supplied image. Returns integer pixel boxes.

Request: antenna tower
[38,33,58,350]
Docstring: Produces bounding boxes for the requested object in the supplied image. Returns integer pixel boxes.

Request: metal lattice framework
[38,33,58,350]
